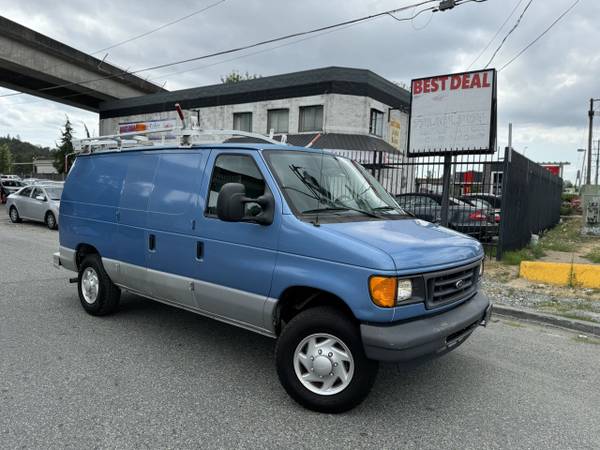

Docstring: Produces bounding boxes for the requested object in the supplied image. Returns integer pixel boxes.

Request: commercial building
[98,67,412,192]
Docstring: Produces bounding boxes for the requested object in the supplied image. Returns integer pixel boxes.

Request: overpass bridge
[0,16,166,112]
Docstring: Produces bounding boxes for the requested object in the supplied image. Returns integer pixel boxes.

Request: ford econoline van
[54,132,491,413]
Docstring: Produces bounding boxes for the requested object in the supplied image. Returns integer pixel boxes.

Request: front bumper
[361,292,491,362]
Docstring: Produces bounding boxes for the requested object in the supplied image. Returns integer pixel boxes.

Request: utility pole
[596,139,600,185]
[587,98,596,185]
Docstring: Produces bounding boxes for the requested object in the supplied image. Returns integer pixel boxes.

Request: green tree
[220,70,261,84]
[0,143,12,173]
[53,116,74,174]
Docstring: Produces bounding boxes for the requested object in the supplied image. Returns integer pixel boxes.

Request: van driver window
[206,154,266,216]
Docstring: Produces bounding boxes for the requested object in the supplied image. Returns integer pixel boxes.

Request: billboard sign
[408,69,496,156]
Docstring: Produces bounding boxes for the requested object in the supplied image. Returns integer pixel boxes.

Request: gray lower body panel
[101,257,277,337]
[361,292,491,362]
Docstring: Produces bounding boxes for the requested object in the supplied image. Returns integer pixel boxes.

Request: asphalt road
[1,205,600,449]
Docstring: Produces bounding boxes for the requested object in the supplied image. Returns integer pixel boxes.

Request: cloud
[0,0,597,181]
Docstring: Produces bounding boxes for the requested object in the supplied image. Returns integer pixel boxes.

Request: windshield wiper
[302,206,382,219]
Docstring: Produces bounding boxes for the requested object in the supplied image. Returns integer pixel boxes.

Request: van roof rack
[73,127,287,154]
[74,104,287,154]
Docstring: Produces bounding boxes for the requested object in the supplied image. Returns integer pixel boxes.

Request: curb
[493,304,600,337]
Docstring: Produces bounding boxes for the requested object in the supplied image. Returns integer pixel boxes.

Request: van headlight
[397,280,413,302]
[369,277,417,308]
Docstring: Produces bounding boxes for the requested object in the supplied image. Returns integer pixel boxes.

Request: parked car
[395,193,498,238]
[54,140,491,413]
[0,174,22,181]
[0,179,26,195]
[460,196,501,223]
[461,193,501,222]
[6,184,62,229]
[22,178,49,185]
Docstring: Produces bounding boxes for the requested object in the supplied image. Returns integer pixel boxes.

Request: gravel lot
[1,205,600,449]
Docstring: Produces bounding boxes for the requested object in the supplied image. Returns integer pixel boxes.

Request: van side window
[206,154,266,216]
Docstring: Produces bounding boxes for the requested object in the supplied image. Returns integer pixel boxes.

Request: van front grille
[424,261,481,309]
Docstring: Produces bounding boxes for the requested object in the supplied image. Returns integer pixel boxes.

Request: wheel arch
[75,243,100,270]
[274,285,356,335]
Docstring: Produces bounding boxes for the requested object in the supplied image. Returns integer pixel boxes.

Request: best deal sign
[408,69,496,156]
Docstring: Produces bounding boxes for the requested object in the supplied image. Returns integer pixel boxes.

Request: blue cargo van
[54,134,491,413]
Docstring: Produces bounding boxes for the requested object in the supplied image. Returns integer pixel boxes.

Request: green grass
[583,247,600,264]
[537,217,584,253]
[500,217,595,265]
[502,245,546,265]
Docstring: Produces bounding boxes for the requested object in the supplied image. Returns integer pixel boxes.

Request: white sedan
[6,184,62,229]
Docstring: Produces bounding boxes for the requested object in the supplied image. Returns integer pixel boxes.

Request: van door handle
[148,234,156,251]
[196,241,203,260]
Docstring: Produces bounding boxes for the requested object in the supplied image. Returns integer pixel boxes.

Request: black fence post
[497,147,511,261]
[440,154,452,227]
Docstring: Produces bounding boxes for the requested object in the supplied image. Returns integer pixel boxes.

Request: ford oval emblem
[455,279,465,289]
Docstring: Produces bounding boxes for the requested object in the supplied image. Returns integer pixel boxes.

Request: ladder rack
[72,127,287,154]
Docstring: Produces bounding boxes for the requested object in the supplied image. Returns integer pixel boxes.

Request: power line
[467,0,525,70]
[152,4,442,82]
[484,0,535,69]
[2,0,479,100]
[0,0,228,99]
[498,0,580,72]
[92,0,226,54]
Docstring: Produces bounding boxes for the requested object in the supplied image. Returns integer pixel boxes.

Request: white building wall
[99,93,410,153]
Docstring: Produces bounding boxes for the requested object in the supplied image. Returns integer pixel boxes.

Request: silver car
[6,184,62,229]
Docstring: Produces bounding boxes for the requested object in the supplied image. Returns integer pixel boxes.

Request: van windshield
[264,150,407,219]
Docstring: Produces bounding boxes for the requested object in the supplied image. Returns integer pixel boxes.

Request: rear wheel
[275,306,378,413]
[45,211,57,230]
[9,206,21,223]
[78,254,120,316]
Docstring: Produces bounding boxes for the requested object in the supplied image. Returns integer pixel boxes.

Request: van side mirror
[216,183,274,225]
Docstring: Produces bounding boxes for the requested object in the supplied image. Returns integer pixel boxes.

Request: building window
[233,112,252,132]
[369,109,384,137]
[267,109,289,134]
[299,105,323,132]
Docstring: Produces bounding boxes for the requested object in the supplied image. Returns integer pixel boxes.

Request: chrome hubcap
[293,333,354,396]
[81,267,99,304]
[47,214,55,227]
[10,209,17,221]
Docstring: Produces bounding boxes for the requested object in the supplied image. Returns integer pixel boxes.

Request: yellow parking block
[519,261,600,288]
[520,261,572,286]
[573,264,600,288]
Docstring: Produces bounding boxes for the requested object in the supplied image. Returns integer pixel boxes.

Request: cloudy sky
[0,0,597,182]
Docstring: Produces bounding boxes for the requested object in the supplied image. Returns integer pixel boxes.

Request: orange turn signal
[369,276,397,308]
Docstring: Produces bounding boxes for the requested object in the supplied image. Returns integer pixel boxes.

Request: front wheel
[275,306,378,413]
[9,206,21,223]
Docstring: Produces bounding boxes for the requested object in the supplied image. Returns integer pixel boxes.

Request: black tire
[77,254,120,316]
[45,211,57,230]
[275,306,379,413]
[9,206,21,223]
